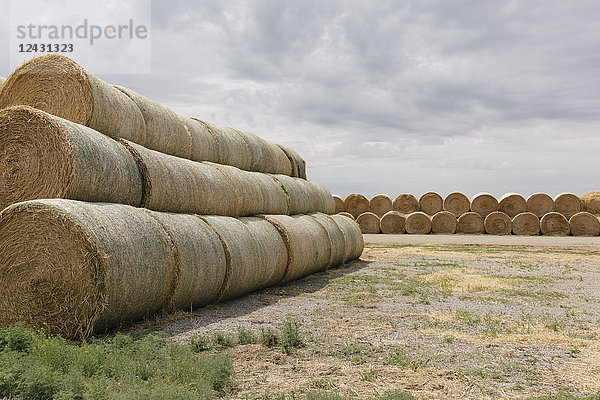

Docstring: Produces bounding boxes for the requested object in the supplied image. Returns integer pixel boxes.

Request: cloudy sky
[2,1,600,199]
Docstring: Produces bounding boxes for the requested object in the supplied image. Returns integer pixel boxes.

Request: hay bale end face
[470,193,498,217]
[405,212,431,234]
[540,212,570,236]
[419,192,443,216]
[333,195,346,214]
[380,211,405,234]
[345,194,370,218]
[554,193,583,219]
[569,212,600,237]
[356,212,381,234]
[369,194,393,217]
[581,191,600,215]
[526,193,554,218]
[498,193,526,218]
[484,211,511,235]
[443,192,470,217]
[512,212,540,235]
[431,211,457,234]
[337,212,355,220]
[393,194,419,214]
[456,212,484,234]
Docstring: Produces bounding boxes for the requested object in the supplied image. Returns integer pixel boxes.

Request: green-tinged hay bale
[143,211,226,310]
[554,193,583,219]
[581,191,600,215]
[201,216,288,301]
[370,194,393,217]
[484,211,511,235]
[356,212,381,234]
[310,213,346,268]
[0,106,143,211]
[405,212,431,234]
[236,130,293,175]
[380,211,405,234]
[0,54,146,143]
[345,194,370,218]
[431,211,457,234]
[330,214,364,263]
[115,86,193,159]
[512,212,540,236]
[261,215,331,283]
[419,192,443,216]
[569,212,600,237]
[540,212,570,236]
[443,192,470,217]
[183,118,220,163]
[498,193,526,218]
[393,194,419,214]
[470,193,498,217]
[337,212,355,220]
[277,144,307,179]
[191,120,252,171]
[0,200,178,339]
[333,195,346,213]
[526,193,554,218]
[456,212,484,234]
[271,175,334,215]
[303,180,335,214]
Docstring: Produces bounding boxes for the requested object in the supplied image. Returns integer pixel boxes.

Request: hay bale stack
[405,212,431,234]
[443,192,470,217]
[330,214,364,263]
[512,212,540,236]
[470,193,498,217]
[0,106,143,211]
[380,211,406,234]
[540,212,570,236]
[333,195,346,214]
[310,213,346,268]
[498,193,526,218]
[484,211,511,235]
[277,144,307,179]
[526,193,554,218]
[554,193,583,219]
[393,194,419,214]
[356,212,381,234]
[581,191,600,215]
[431,211,457,234]
[345,194,370,218]
[569,212,600,237]
[370,194,393,217]
[419,192,443,216]
[456,212,484,234]
[337,212,355,220]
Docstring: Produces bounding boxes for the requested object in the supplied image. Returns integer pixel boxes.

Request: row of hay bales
[335,192,600,236]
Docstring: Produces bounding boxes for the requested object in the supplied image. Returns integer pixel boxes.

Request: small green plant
[377,390,418,400]
[211,332,235,350]
[260,328,279,347]
[190,334,210,352]
[360,368,378,382]
[383,348,409,367]
[281,318,303,353]
[237,327,256,345]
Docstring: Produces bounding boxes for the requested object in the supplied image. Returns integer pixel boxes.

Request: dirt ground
[158,240,600,399]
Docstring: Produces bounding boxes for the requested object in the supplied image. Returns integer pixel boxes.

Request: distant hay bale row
[0,106,333,216]
[0,55,305,178]
[0,200,363,338]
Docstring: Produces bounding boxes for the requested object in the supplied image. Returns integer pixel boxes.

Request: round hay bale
[443,192,470,217]
[581,191,600,215]
[470,193,498,217]
[0,55,146,144]
[0,106,143,212]
[191,120,252,172]
[183,118,220,164]
[0,77,4,86]
[431,211,457,234]
[370,194,393,217]
[262,214,331,283]
[310,213,346,268]
[337,212,355,220]
[419,192,443,216]
[498,193,526,218]
[526,193,554,218]
[405,212,432,234]
[201,216,288,301]
[277,144,307,179]
[333,195,346,213]
[237,130,293,175]
[512,212,540,236]
[345,194,370,218]
[304,181,336,215]
[456,212,484,234]
[484,211,511,235]
[331,214,364,263]
[540,212,570,236]
[380,211,405,234]
[569,212,600,237]
[554,193,583,219]
[356,212,381,234]
[0,200,178,338]
[393,194,419,214]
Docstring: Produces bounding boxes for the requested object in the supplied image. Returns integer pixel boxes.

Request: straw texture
[512,212,540,236]
[345,194,370,218]
[569,212,600,237]
[540,212,570,236]
[0,77,4,86]
[526,193,554,218]
[337,212,355,220]
[370,194,393,217]
[431,211,457,234]
[554,193,583,219]
[456,212,484,234]
[356,212,381,234]
[277,144,307,179]
[484,211,511,235]
[405,212,431,234]
[330,214,364,263]
[380,211,406,234]
[581,191,600,215]
[498,193,526,218]
[311,213,346,268]
[393,194,419,214]
[470,193,498,217]
[333,195,346,214]
[444,192,470,217]
[419,192,443,216]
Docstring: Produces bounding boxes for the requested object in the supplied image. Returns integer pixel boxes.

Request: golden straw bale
[456,212,484,234]
[405,212,432,234]
[470,193,498,217]
[581,191,600,215]
[443,192,470,217]
[345,194,370,218]
[393,194,419,214]
[370,194,393,217]
[540,212,570,236]
[337,212,355,220]
[512,212,540,235]
[431,211,457,234]
[330,214,364,263]
[484,211,511,235]
[569,212,600,237]
[526,193,554,218]
[277,144,307,179]
[554,193,583,219]
[498,193,526,218]
[311,213,346,268]
[419,192,443,216]
[333,195,345,213]
[0,77,4,86]
[380,211,406,234]
[356,212,381,234]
